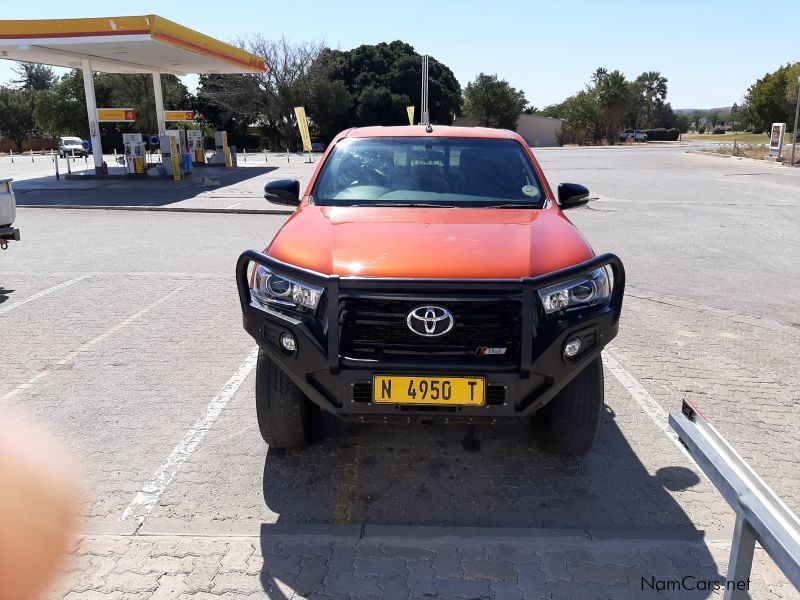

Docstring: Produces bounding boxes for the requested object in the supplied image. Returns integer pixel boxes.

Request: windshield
[62,138,83,145]
[313,137,545,207]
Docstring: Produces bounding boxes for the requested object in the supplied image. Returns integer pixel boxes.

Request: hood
[266,205,594,279]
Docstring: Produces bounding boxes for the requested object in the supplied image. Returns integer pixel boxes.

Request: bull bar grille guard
[236,250,625,377]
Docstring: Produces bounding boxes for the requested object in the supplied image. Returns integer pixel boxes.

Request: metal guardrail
[670,400,800,599]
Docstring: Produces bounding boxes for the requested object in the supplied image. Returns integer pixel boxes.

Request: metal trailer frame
[670,400,800,599]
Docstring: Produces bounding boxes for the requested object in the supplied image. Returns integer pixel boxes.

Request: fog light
[280,332,297,352]
[563,336,581,358]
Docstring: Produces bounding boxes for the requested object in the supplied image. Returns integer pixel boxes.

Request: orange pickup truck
[237,126,624,454]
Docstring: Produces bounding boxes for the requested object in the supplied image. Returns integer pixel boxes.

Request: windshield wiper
[483,203,541,209]
[347,202,458,208]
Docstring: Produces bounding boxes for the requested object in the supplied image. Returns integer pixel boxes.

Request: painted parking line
[603,350,706,476]
[120,346,259,524]
[0,275,89,315]
[0,283,191,403]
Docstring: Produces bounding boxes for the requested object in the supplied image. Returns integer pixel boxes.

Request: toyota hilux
[236,126,624,454]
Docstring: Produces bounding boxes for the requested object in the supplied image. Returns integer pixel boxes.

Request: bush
[698,126,706,134]
[641,128,678,141]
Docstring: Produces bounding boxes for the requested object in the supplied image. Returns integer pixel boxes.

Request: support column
[152,72,166,135]
[724,514,756,600]
[81,59,104,174]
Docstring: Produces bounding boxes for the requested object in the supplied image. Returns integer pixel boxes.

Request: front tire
[255,349,319,449]
[532,356,604,455]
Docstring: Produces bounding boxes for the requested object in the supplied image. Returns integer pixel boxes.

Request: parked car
[712,126,726,134]
[618,129,648,141]
[236,126,625,455]
[58,136,88,158]
[0,178,20,249]
[310,137,325,153]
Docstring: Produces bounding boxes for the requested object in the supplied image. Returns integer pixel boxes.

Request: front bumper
[236,251,625,420]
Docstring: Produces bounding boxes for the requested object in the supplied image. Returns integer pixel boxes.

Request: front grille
[339,296,521,365]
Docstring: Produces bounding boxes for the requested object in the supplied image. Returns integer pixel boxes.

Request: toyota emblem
[406,305,455,337]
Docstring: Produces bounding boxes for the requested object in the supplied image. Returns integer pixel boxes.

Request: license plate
[372,375,485,406]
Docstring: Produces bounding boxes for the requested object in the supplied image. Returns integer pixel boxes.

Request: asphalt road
[1,145,798,599]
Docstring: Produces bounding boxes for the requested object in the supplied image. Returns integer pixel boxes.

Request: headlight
[252,264,323,312]
[537,267,611,315]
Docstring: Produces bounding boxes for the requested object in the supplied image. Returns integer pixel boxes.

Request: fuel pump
[122,133,146,175]
[187,130,205,164]
[210,131,233,167]
[159,135,182,181]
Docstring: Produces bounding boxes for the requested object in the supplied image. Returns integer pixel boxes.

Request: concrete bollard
[9,149,13,163]
[30,149,34,162]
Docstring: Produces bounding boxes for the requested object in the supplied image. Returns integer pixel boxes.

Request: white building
[452,114,564,147]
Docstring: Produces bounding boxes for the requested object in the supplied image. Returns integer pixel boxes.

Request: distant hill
[674,107,732,116]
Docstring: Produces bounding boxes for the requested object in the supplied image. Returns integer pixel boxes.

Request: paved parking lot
[1,145,798,599]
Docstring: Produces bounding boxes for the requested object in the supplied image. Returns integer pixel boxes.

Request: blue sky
[2,0,798,109]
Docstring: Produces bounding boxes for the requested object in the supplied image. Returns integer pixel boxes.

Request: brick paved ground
[49,532,795,599]
[3,147,799,599]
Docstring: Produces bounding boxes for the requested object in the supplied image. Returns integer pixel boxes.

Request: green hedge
[642,128,681,141]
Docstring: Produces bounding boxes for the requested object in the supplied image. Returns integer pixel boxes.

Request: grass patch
[683,132,792,144]
[701,144,770,160]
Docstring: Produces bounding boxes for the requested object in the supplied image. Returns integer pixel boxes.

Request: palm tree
[597,70,631,144]
[635,71,668,127]
[591,67,608,88]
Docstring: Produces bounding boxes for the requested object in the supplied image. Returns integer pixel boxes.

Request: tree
[314,41,461,128]
[32,70,112,138]
[250,36,325,149]
[541,90,600,144]
[463,73,527,129]
[741,62,800,132]
[197,37,324,150]
[32,70,188,139]
[633,71,668,127]
[0,87,39,151]
[597,70,631,143]
[196,73,263,141]
[675,114,691,134]
[591,67,608,87]
[12,62,56,91]
[306,77,352,143]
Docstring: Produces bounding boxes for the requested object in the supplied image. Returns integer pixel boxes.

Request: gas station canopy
[0,15,265,75]
[0,15,265,174]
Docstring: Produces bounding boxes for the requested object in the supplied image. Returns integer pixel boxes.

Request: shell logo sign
[164,111,196,122]
[97,108,137,122]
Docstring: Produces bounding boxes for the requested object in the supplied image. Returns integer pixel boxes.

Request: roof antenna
[420,54,432,133]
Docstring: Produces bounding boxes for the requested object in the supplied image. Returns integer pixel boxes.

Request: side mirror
[264,179,301,206]
[557,183,591,209]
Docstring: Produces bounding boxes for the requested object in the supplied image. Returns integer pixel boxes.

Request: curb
[17,204,294,215]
